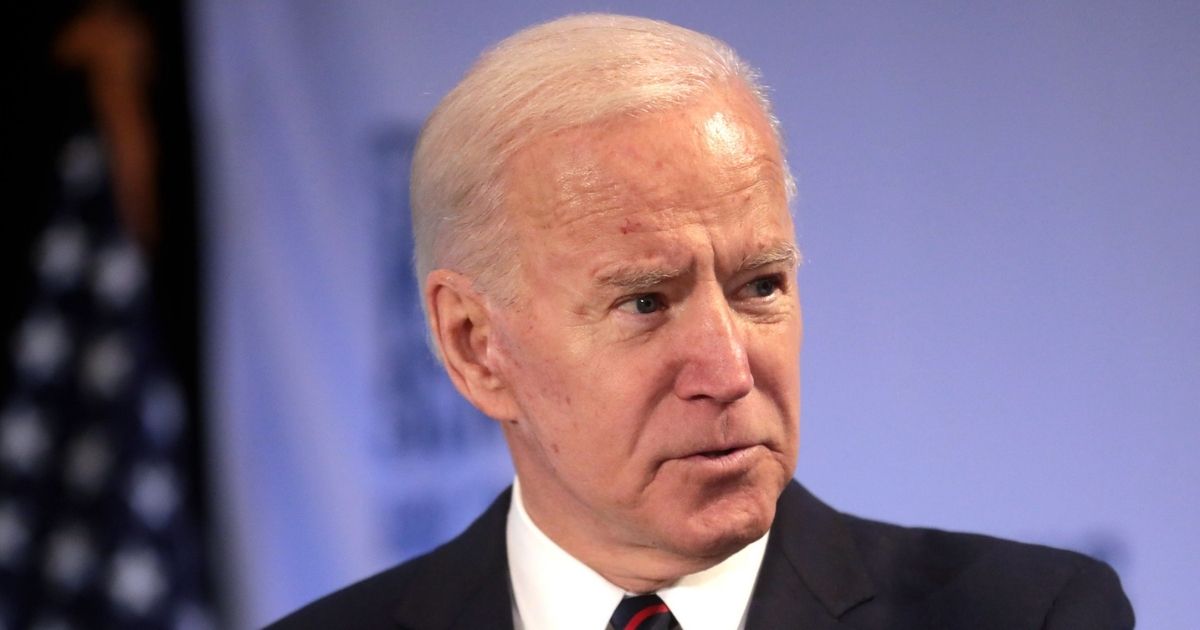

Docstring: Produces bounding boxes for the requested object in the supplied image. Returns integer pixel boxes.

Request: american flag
[0,134,212,629]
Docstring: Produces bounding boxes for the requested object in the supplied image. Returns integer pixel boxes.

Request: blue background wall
[190,2,1198,628]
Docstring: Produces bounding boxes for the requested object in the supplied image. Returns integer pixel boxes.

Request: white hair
[411,13,793,331]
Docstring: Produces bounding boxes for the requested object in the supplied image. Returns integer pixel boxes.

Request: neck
[511,476,736,593]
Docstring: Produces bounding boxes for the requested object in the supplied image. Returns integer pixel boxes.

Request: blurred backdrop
[1,2,209,629]
[3,2,1197,629]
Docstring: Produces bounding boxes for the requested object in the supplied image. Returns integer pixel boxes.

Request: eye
[746,276,781,298]
[617,293,666,315]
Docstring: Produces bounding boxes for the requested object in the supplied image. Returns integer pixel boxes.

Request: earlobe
[425,270,519,422]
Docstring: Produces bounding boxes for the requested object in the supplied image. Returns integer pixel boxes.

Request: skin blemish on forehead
[619,217,641,234]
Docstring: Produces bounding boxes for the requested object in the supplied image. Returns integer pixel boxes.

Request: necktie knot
[609,593,678,630]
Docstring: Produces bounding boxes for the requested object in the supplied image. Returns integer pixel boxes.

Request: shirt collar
[506,478,769,630]
[657,531,768,630]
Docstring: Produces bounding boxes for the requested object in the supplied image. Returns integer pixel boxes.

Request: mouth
[679,444,764,471]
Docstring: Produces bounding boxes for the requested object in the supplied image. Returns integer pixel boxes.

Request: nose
[672,286,754,404]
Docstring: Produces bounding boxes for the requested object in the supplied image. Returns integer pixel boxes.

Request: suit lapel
[390,489,516,630]
[745,481,876,629]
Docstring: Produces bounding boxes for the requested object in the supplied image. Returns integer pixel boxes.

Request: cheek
[495,308,673,460]
[535,357,654,469]
[494,323,588,440]
[751,323,802,408]
[492,307,566,392]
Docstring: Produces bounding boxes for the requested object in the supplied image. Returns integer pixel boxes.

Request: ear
[425,269,520,422]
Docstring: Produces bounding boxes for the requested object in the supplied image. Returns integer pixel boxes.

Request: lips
[687,441,758,458]
[679,443,764,470]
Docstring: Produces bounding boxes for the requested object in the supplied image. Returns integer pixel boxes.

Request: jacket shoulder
[264,556,428,630]
[265,488,513,630]
[839,513,1135,629]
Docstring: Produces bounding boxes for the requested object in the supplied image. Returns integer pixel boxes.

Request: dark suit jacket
[268,481,1134,629]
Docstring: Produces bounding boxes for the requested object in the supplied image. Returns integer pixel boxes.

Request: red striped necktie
[608,594,680,630]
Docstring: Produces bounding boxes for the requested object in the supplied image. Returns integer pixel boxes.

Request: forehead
[503,86,789,237]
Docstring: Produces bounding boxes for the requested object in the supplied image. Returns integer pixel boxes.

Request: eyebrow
[738,241,802,273]
[592,242,800,293]
[594,265,688,293]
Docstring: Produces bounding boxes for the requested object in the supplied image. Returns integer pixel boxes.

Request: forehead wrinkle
[509,109,787,235]
[515,177,627,232]
[547,172,632,226]
[600,150,781,211]
[550,169,781,236]
[559,138,781,224]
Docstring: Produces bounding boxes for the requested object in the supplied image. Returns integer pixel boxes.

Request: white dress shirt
[507,478,769,630]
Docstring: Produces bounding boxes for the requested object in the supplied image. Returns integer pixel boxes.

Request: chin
[669,484,779,560]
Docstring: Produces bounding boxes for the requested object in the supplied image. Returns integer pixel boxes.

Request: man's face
[489,86,801,569]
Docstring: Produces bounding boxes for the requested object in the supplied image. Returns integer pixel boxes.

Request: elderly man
[271,14,1132,630]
